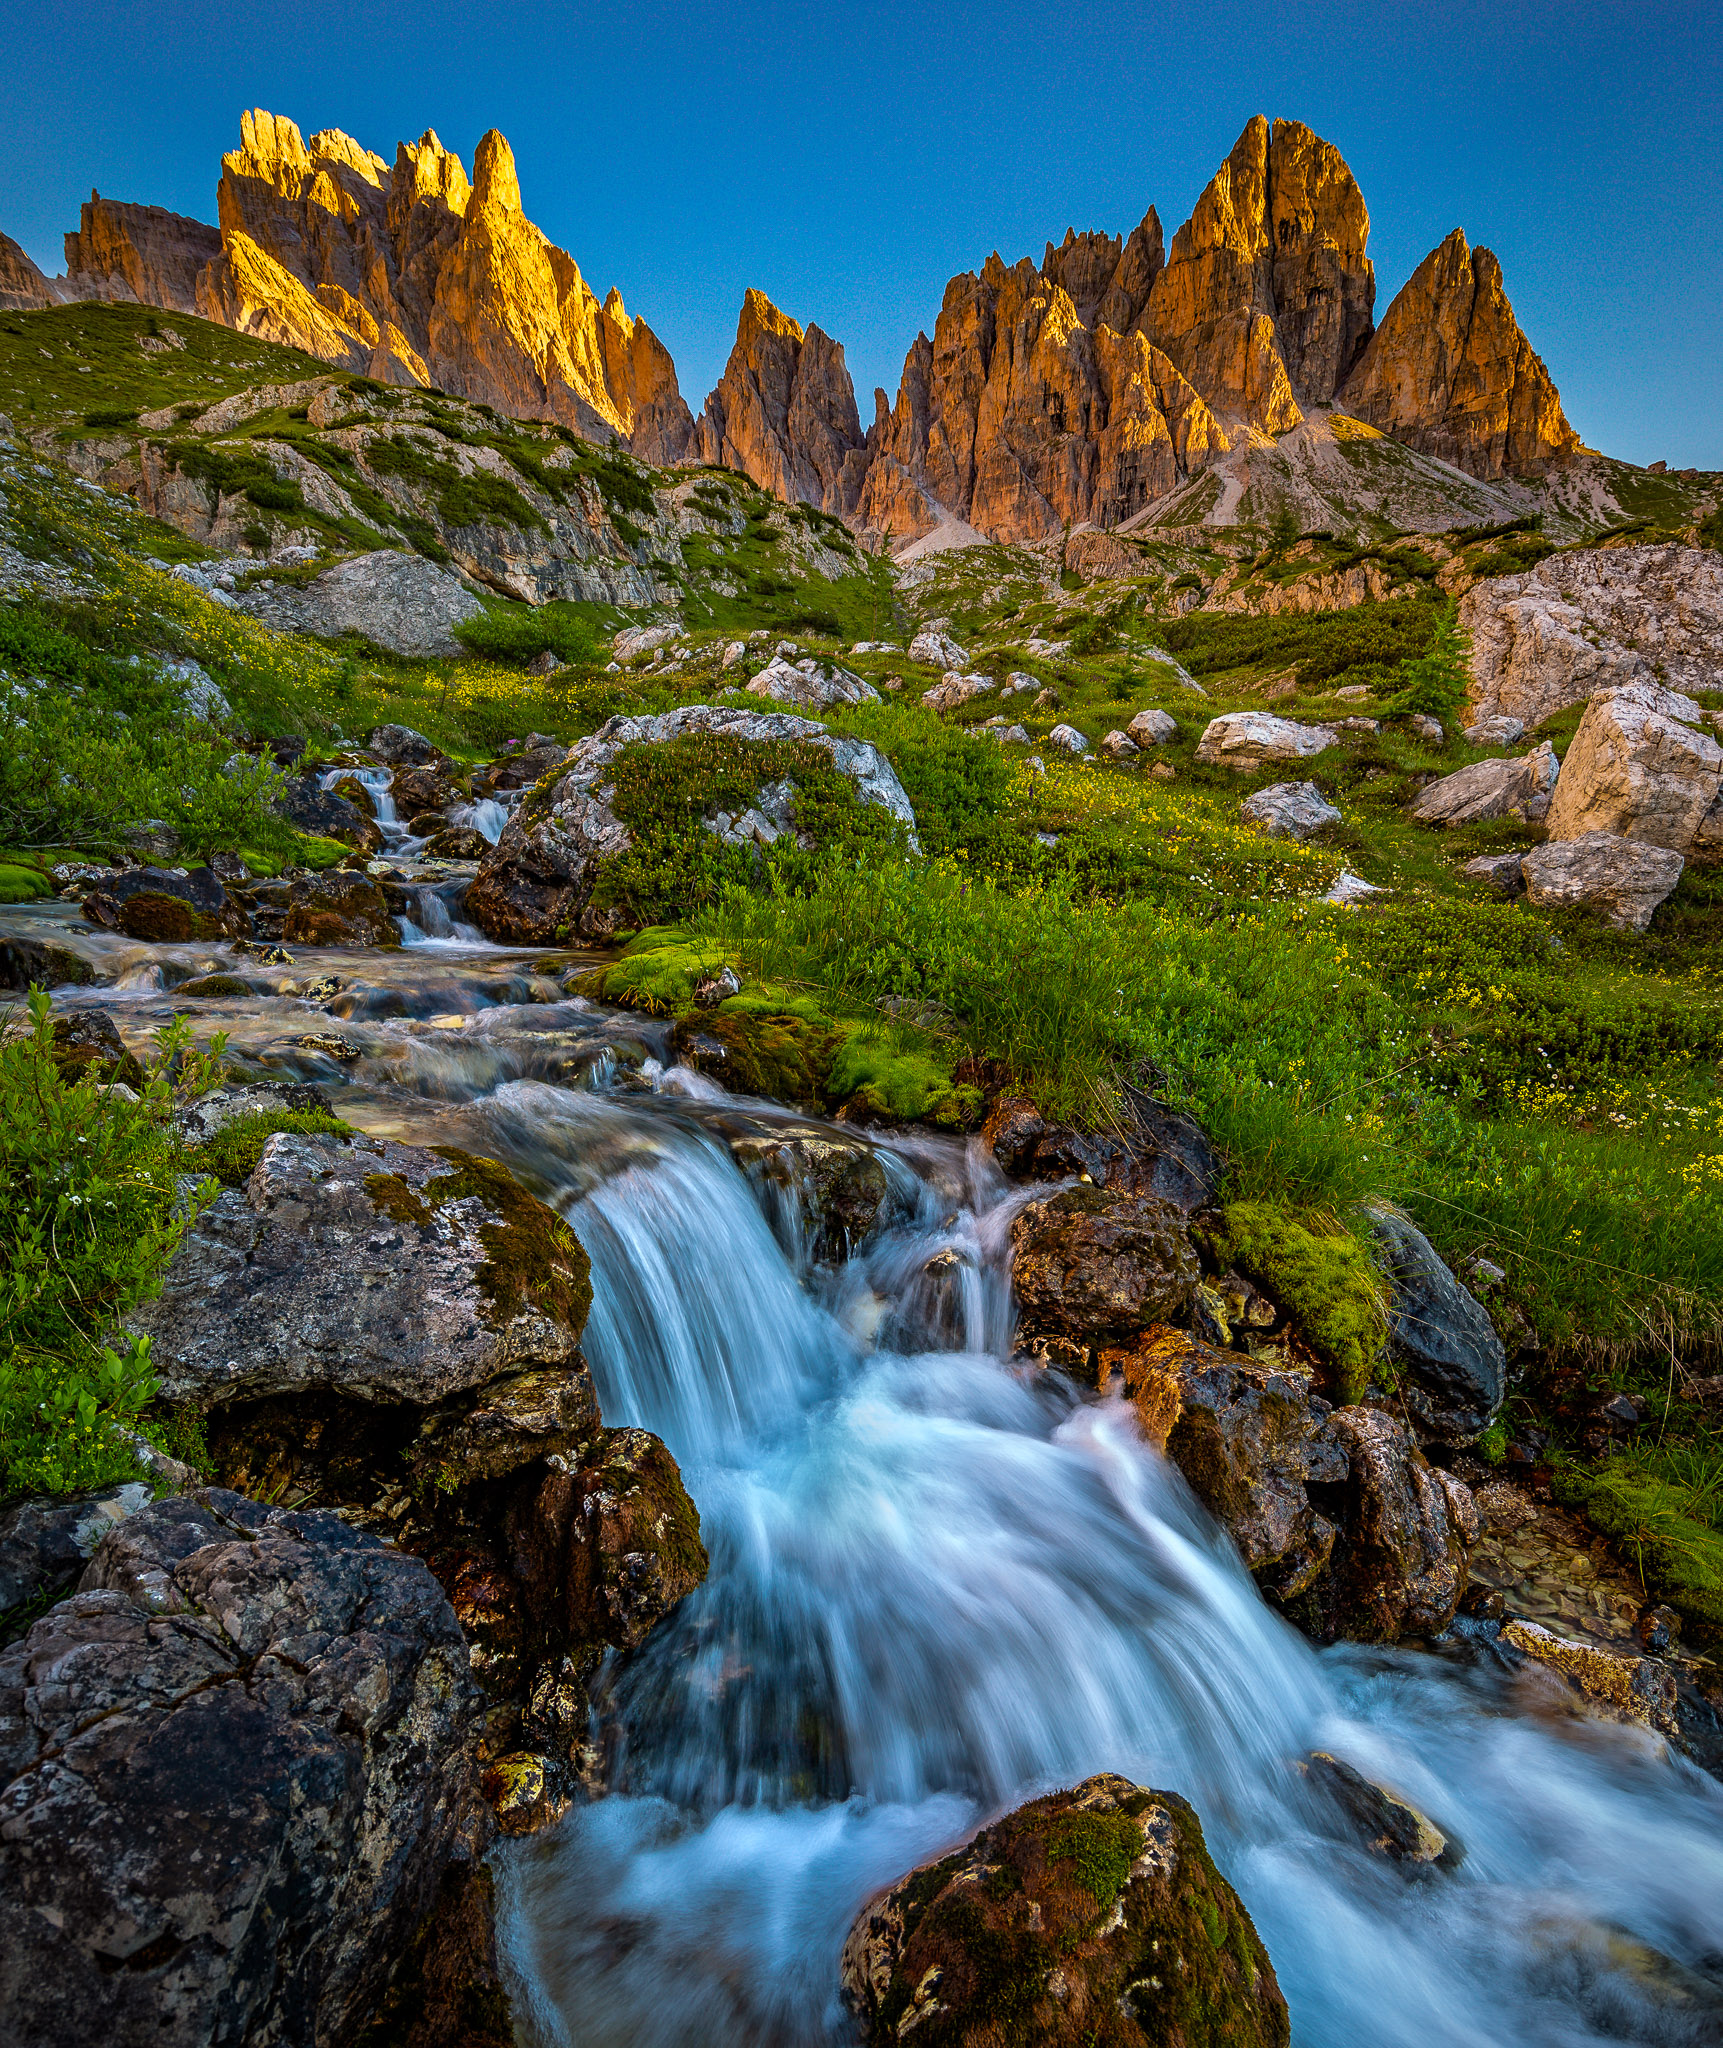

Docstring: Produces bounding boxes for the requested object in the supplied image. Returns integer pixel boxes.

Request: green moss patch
[1044,1808,1145,1910]
[0,862,51,903]
[826,1029,981,1128]
[580,928,733,1013]
[187,1106,351,1188]
[364,1148,592,1341]
[1209,1201,1387,1402]
[1553,1463,1723,1644]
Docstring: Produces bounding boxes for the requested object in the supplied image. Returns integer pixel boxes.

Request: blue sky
[4,0,1719,467]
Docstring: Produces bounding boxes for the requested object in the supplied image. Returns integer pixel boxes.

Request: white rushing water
[471,1079,1723,2048]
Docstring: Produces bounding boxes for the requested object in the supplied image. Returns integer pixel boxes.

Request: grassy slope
[5,322,1723,1632]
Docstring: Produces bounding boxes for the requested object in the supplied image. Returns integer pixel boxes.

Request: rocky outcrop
[1543,684,1723,850]
[0,1489,481,2047]
[842,1774,1289,2048]
[1146,115,1374,434]
[1408,741,1559,826]
[1461,543,1723,728]
[233,547,483,655]
[66,109,698,453]
[0,232,55,310]
[693,290,865,514]
[1340,230,1578,478]
[62,195,223,313]
[984,1092,1218,1216]
[854,236,1230,543]
[1458,540,1720,733]
[1520,832,1686,931]
[466,704,918,943]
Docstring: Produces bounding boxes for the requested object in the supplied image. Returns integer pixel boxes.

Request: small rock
[1126,707,1177,746]
[1462,852,1525,897]
[1323,870,1386,905]
[1047,723,1090,754]
[1501,1617,1680,1735]
[1463,714,1526,746]
[1241,781,1340,841]
[1103,729,1139,756]
[1409,714,1445,742]
[921,670,992,714]
[907,627,968,669]
[1411,743,1559,826]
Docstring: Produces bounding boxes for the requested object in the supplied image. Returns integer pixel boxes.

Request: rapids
[8,909,1722,2048]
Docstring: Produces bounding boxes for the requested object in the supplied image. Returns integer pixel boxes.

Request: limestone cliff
[1339,228,1578,478]
[1144,115,1374,435]
[854,214,1227,544]
[692,290,865,515]
[0,233,55,311]
[63,196,221,314]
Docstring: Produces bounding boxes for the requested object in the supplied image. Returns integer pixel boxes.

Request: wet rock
[842,1773,1289,2048]
[1114,1326,1335,1596]
[1241,780,1341,840]
[1011,1187,1201,1362]
[1520,832,1685,931]
[1366,1204,1506,1446]
[477,740,568,793]
[48,1009,145,1089]
[0,1484,152,1627]
[1409,742,1559,826]
[131,1130,592,1415]
[1301,1752,1462,1870]
[0,1488,481,2048]
[425,824,491,860]
[1501,1617,1681,1737]
[726,1122,902,1263]
[371,723,441,765]
[984,1091,1217,1214]
[0,935,96,992]
[283,869,402,947]
[392,760,463,815]
[1316,1406,1476,1642]
[280,771,384,852]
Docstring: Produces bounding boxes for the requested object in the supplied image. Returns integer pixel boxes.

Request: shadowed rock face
[0,232,56,310]
[0,1489,483,2048]
[1340,228,1579,478]
[692,289,866,515]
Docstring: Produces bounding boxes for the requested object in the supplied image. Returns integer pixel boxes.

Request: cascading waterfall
[479,1079,1723,2048]
[9,920,1720,2048]
[451,793,513,844]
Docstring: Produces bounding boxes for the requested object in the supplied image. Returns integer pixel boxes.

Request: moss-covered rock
[48,1009,145,1089]
[1207,1202,1387,1405]
[842,1773,1289,2048]
[0,862,52,904]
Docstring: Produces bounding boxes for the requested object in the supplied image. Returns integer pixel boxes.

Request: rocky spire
[692,289,865,514]
[1339,228,1579,477]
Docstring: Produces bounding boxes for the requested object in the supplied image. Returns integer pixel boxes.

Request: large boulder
[1520,832,1685,931]
[1118,1326,1336,1597]
[1316,1406,1477,1642]
[1365,1205,1505,1445]
[0,1489,481,2047]
[1010,1188,1201,1367]
[235,550,484,657]
[745,655,878,710]
[842,1773,1289,2048]
[1542,684,1723,850]
[1461,542,1723,729]
[1408,742,1558,826]
[1195,712,1338,770]
[131,1131,592,1423]
[1241,780,1340,840]
[466,704,918,943]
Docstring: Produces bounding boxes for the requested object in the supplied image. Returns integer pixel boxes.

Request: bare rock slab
[1520,832,1685,931]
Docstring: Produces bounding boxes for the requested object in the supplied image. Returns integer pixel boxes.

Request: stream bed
[7,905,1723,2048]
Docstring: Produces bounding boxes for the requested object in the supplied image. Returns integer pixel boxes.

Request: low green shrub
[0,995,219,1499]
[452,603,604,668]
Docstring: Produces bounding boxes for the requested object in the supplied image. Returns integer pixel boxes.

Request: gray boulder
[1126,707,1178,746]
[747,655,879,710]
[1317,1407,1478,1642]
[1195,712,1339,769]
[1543,683,1723,851]
[466,704,919,944]
[0,1485,152,1624]
[234,550,483,657]
[368,723,440,765]
[0,1490,481,2047]
[1462,852,1525,897]
[1366,1205,1506,1445]
[1241,780,1341,841]
[131,1131,594,1428]
[1410,741,1558,826]
[1520,832,1685,931]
